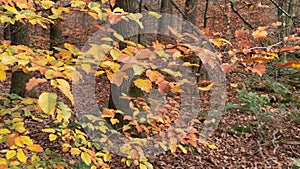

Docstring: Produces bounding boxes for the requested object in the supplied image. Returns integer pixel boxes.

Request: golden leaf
[16,149,26,163]
[27,144,44,152]
[6,150,16,160]
[134,78,152,92]
[81,151,92,165]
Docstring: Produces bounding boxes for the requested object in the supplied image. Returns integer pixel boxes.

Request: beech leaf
[26,78,47,91]
[38,92,57,115]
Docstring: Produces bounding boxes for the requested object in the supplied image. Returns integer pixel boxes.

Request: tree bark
[4,22,36,98]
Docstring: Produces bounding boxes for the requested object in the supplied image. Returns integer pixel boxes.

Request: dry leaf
[26,78,47,91]
[248,64,266,76]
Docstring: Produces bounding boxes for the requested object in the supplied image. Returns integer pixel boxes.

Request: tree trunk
[50,20,63,51]
[185,0,198,25]
[4,22,36,98]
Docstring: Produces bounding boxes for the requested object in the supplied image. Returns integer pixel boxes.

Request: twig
[247,41,283,50]
[269,0,292,19]
[229,1,254,29]
[203,0,209,28]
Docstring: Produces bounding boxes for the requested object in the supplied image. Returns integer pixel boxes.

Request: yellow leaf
[6,150,16,160]
[95,70,105,76]
[139,163,147,169]
[41,0,55,9]
[38,92,57,115]
[110,118,119,125]
[133,79,152,92]
[199,83,215,91]
[20,136,33,145]
[113,32,124,41]
[91,166,97,169]
[70,148,81,156]
[103,152,112,162]
[81,63,91,73]
[162,68,182,77]
[42,128,56,133]
[0,158,7,164]
[110,49,120,60]
[81,151,92,165]
[27,144,44,152]
[0,70,6,81]
[148,11,161,18]
[169,144,177,153]
[49,134,58,141]
[210,38,232,47]
[57,85,74,105]
[13,122,26,133]
[177,144,187,154]
[16,149,27,163]
[230,83,238,88]
[3,5,18,14]
[208,144,218,149]
[0,128,10,134]
[9,160,19,166]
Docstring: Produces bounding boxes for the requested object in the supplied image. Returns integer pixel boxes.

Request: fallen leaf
[248,64,266,76]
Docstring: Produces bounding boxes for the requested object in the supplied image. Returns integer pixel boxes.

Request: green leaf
[38,92,57,115]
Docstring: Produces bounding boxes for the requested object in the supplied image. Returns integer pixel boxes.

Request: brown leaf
[158,80,171,93]
[235,30,249,38]
[248,64,266,76]
[26,78,47,91]
[220,63,233,73]
[108,13,122,25]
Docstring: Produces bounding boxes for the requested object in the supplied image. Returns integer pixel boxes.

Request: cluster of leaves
[208,25,300,77]
[0,0,221,168]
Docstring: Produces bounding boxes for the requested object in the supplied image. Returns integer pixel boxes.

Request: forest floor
[1,2,300,168]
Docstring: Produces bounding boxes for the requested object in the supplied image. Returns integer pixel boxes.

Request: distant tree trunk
[109,0,140,111]
[158,0,173,34]
[50,20,63,51]
[50,0,63,51]
[185,0,198,25]
[4,22,36,97]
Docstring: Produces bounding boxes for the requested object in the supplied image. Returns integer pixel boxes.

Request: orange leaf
[27,144,44,152]
[146,70,164,84]
[26,78,47,91]
[248,64,266,76]
[275,61,300,69]
[252,26,268,40]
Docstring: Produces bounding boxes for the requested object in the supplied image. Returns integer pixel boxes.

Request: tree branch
[230,1,254,30]
[203,0,209,28]
[169,0,188,19]
[269,0,292,18]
